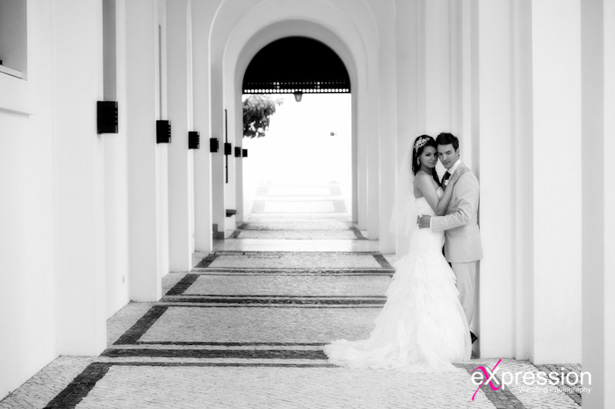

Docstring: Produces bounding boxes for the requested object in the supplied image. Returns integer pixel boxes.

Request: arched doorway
[202,0,389,252]
[239,37,353,233]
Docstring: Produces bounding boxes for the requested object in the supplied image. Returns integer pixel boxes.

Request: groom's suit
[431,161,482,328]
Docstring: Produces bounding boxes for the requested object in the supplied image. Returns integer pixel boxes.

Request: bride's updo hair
[411,135,441,186]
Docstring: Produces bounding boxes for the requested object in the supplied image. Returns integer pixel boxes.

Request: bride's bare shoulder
[414,170,429,180]
[413,171,430,197]
[414,171,432,184]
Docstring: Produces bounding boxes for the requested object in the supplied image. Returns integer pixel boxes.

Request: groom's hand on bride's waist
[417,215,431,229]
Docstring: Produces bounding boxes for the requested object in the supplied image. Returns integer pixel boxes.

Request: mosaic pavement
[0,181,583,408]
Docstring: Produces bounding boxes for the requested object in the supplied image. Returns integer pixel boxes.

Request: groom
[417,132,483,343]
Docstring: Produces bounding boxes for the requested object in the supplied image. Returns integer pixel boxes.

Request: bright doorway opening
[242,93,352,229]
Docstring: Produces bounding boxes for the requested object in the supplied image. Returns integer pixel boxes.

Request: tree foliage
[242,95,282,138]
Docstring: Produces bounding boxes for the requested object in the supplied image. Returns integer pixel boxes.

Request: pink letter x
[471,359,502,401]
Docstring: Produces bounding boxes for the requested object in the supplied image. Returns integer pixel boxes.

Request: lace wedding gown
[324,191,471,371]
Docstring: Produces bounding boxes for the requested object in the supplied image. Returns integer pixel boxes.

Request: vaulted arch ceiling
[242,36,351,94]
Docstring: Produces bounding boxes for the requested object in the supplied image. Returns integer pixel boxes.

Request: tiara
[414,136,430,152]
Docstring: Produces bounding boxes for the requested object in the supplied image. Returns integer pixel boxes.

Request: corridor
[1,181,581,409]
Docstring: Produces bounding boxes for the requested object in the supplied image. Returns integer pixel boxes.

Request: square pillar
[210,66,227,238]
[476,0,516,358]
[167,0,193,271]
[191,0,214,252]
[125,0,167,301]
[581,0,615,407]
[53,0,107,355]
[531,0,582,364]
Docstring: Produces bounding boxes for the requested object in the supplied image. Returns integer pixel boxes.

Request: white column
[511,0,534,361]
[582,0,615,406]
[378,3,397,253]
[104,0,130,317]
[351,92,360,224]
[235,148,243,223]
[222,61,237,234]
[604,3,615,407]
[366,89,380,240]
[126,0,163,301]
[363,36,380,241]
[476,0,516,358]
[224,115,237,233]
[211,66,227,238]
[233,88,243,225]
[355,91,368,230]
[167,0,192,271]
[531,0,582,364]
[191,0,213,252]
[53,0,106,354]
[155,0,170,289]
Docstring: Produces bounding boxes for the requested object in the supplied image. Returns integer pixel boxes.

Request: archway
[239,36,352,231]
[206,0,384,246]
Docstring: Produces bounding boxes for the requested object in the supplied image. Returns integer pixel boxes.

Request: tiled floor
[0,181,583,408]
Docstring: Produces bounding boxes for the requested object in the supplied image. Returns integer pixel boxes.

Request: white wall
[393,0,421,256]
[1,0,109,399]
[424,0,453,133]
[0,106,57,397]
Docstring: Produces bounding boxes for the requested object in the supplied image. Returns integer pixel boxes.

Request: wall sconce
[209,138,219,152]
[234,147,242,158]
[188,131,200,149]
[293,91,303,102]
[97,101,118,134]
[156,120,172,143]
[226,209,237,217]
[224,142,232,155]
[242,149,248,158]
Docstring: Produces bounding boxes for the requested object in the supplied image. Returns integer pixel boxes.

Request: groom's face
[437,144,460,170]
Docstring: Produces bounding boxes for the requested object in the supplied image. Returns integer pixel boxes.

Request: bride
[324,135,471,371]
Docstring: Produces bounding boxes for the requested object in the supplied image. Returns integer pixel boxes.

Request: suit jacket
[431,162,483,263]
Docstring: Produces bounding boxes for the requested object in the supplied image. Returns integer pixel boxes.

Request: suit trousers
[451,261,478,329]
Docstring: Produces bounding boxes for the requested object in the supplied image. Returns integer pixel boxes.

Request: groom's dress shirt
[444,159,462,184]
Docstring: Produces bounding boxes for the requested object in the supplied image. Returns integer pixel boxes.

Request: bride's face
[420,146,438,168]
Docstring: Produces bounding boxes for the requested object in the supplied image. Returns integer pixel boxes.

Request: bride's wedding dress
[324,191,471,371]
